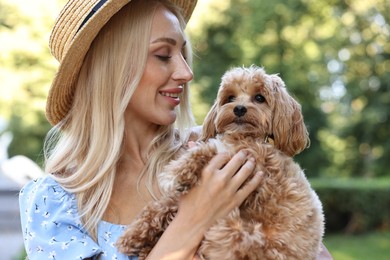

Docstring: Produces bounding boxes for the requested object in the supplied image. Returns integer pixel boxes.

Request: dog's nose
[233,105,247,117]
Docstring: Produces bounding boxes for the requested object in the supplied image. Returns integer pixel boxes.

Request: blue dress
[19,175,138,260]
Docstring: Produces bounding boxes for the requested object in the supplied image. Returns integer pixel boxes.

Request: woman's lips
[159,88,183,106]
[160,92,180,98]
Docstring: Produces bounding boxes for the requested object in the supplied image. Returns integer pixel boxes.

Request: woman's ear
[270,75,310,156]
[200,102,218,141]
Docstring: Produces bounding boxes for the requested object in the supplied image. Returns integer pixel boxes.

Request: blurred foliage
[324,231,390,260]
[0,0,389,179]
[188,0,390,178]
[0,0,63,165]
[311,178,390,233]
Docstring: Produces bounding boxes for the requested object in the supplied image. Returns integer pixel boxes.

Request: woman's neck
[123,120,160,164]
[105,120,165,224]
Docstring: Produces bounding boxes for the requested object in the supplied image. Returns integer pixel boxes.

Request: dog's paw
[116,224,156,257]
[159,143,217,194]
[115,235,140,256]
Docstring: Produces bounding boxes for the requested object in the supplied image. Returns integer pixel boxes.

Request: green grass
[324,231,390,260]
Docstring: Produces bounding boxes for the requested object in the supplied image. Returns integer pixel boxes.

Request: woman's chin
[157,113,177,126]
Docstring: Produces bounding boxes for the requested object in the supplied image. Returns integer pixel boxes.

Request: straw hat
[46,0,197,125]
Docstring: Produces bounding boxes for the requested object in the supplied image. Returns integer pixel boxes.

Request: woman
[20,0,262,259]
[19,0,332,259]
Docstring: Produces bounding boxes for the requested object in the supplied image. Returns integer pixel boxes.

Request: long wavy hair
[44,0,195,240]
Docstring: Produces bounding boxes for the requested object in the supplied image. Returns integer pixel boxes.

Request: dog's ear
[270,75,310,157]
[200,102,219,141]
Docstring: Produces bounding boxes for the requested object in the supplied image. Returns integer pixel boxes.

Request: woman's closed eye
[156,55,172,62]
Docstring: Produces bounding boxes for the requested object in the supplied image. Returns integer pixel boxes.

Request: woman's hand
[178,150,263,229]
[146,150,263,260]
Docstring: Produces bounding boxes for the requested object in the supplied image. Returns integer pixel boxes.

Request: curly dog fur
[116,66,324,259]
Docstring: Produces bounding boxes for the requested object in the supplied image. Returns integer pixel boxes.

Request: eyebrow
[151,37,187,47]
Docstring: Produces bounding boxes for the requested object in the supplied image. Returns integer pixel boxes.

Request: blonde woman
[19,0,333,259]
[19,0,263,259]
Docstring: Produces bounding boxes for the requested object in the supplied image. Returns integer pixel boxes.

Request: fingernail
[257,171,264,177]
[240,150,248,157]
[246,161,254,168]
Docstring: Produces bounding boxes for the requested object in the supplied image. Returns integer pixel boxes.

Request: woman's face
[126,6,193,127]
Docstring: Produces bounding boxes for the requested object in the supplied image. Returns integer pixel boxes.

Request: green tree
[0,0,64,165]
[189,0,390,178]
[317,0,390,177]
[1,0,388,178]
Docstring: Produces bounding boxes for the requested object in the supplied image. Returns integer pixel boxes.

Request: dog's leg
[198,208,266,260]
[116,196,179,259]
[160,143,218,195]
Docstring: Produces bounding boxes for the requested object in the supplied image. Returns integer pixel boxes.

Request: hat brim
[46,0,197,125]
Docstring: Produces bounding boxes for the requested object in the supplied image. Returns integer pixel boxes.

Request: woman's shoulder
[20,174,68,193]
[19,176,135,259]
[19,174,81,230]
[20,174,76,210]
[19,175,104,259]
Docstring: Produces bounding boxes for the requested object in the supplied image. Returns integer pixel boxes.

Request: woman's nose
[173,56,194,83]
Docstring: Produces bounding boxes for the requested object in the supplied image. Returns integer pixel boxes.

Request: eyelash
[156,55,172,62]
[156,54,188,62]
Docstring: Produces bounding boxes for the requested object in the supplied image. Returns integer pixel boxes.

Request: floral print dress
[19,175,138,260]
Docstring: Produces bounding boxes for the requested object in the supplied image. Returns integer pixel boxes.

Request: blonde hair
[44,0,195,240]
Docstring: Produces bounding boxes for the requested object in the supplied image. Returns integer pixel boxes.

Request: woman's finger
[230,157,256,186]
[187,141,197,149]
[203,152,231,175]
[235,171,264,205]
[218,150,248,179]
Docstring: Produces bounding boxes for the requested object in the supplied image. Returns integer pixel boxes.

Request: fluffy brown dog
[116,66,324,259]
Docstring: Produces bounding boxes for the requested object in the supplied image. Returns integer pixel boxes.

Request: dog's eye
[227,95,236,103]
[254,94,266,103]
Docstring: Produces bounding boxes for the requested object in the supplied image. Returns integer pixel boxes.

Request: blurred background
[0,0,389,259]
